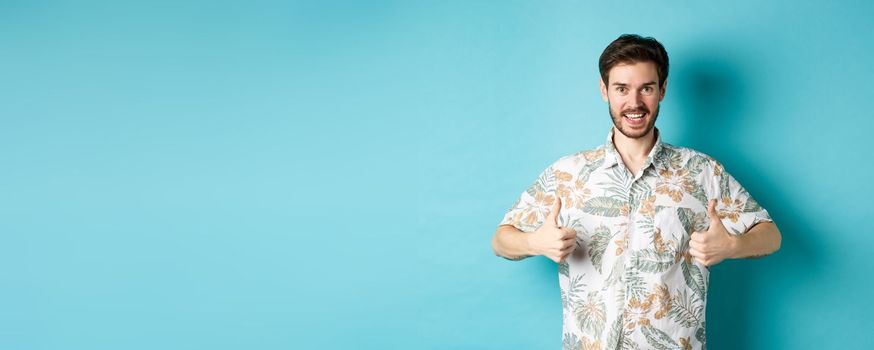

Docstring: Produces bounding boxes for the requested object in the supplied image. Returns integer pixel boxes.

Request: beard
[608,101,660,139]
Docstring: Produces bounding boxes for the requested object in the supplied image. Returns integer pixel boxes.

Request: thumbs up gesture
[529,197,578,263]
[689,199,738,267]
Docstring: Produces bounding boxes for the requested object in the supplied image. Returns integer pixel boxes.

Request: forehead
[607,61,659,85]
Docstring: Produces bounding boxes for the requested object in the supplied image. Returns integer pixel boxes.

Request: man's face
[599,61,666,139]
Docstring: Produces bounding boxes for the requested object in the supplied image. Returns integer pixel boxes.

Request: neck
[612,127,657,163]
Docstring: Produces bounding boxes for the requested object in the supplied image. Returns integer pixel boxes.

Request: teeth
[625,113,644,119]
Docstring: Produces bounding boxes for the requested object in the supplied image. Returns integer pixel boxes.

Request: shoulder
[660,143,723,173]
[548,145,606,172]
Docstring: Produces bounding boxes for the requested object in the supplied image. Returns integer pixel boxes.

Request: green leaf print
[688,183,710,207]
[744,194,762,212]
[629,182,652,210]
[574,291,606,336]
[681,260,707,299]
[696,325,706,346]
[642,325,681,350]
[625,269,649,301]
[718,172,731,200]
[663,146,684,169]
[568,275,587,300]
[604,316,624,350]
[579,157,605,183]
[632,249,676,273]
[601,166,631,201]
[668,289,704,328]
[526,166,555,197]
[676,207,695,234]
[685,154,710,175]
[677,207,708,233]
[562,332,581,350]
[582,197,625,217]
[588,225,612,273]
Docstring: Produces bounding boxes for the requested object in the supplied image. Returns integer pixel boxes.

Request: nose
[627,91,643,108]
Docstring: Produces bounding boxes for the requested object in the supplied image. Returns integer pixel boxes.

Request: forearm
[492,224,535,260]
[730,221,782,259]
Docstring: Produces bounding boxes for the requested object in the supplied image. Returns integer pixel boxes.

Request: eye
[616,87,627,94]
[642,86,654,95]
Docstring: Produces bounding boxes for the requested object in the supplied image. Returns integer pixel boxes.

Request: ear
[599,78,608,102]
[659,79,668,101]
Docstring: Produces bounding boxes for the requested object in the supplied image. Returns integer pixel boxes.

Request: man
[491,34,781,350]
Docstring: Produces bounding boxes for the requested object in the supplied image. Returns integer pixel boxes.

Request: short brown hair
[599,34,669,88]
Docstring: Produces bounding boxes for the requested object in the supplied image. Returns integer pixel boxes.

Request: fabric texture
[500,129,772,350]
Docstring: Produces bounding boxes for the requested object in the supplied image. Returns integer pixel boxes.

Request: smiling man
[491,34,781,349]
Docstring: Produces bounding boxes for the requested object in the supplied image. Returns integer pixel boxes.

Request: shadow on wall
[672,49,819,349]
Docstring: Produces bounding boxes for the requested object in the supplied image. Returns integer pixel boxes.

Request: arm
[492,224,535,261]
[728,221,781,259]
[492,198,577,263]
[689,200,782,266]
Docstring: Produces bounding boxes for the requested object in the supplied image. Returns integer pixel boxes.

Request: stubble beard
[608,101,660,139]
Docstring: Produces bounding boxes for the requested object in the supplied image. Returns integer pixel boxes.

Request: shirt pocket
[652,198,711,273]
[653,197,706,241]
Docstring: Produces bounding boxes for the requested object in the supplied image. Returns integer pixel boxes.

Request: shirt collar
[601,128,666,172]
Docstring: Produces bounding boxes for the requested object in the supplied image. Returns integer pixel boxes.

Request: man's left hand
[688,199,737,267]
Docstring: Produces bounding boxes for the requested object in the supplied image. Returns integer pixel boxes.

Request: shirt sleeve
[706,162,773,236]
[499,165,558,233]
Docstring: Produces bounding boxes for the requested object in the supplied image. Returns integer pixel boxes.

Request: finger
[546,196,562,227]
[688,247,703,259]
[689,232,704,243]
[562,228,577,239]
[707,199,720,224]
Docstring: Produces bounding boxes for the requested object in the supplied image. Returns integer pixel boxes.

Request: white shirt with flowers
[500,129,772,350]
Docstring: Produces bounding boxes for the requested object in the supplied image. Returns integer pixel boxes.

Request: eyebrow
[611,81,658,87]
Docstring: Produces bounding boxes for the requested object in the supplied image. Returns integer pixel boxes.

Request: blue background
[2,1,873,349]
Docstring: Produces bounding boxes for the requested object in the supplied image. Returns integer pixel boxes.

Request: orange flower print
[653,283,672,320]
[614,229,628,256]
[554,170,573,182]
[556,184,573,208]
[639,195,656,218]
[583,148,606,162]
[524,191,556,225]
[556,173,591,210]
[624,294,656,330]
[652,228,667,253]
[573,179,592,209]
[718,196,744,223]
[581,337,602,350]
[656,168,695,203]
[713,161,724,178]
[680,337,693,350]
[509,191,557,227]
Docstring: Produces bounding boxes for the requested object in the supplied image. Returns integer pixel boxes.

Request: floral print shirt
[500,129,772,350]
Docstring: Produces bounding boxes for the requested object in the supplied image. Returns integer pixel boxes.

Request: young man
[491,34,781,349]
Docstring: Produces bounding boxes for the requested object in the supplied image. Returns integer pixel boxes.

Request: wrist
[727,234,742,259]
[523,233,537,256]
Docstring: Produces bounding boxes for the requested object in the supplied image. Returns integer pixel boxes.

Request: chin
[617,121,655,139]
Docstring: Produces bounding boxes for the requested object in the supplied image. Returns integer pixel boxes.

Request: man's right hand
[528,197,577,263]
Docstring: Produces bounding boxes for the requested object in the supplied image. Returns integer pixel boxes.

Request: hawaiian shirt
[500,129,772,350]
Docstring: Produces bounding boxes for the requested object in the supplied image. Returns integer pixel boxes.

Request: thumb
[707,199,721,225]
[546,195,562,227]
